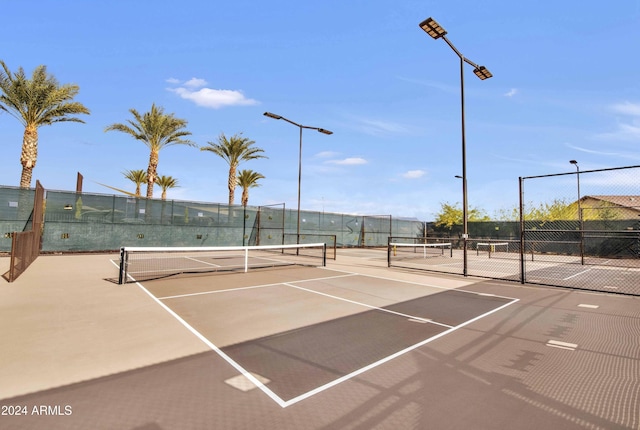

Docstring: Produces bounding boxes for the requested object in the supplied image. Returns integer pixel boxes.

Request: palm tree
[156,175,179,200]
[0,61,90,188]
[105,103,194,198]
[200,133,267,205]
[122,169,147,197]
[237,169,265,207]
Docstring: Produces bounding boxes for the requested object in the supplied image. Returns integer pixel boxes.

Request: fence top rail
[520,164,640,180]
[524,228,640,234]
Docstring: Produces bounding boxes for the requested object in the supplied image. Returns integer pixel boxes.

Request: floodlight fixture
[263,112,332,244]
[263,112,282,120]
[473,66,493,80]
[419,17,447,39]
[419,16,492,276]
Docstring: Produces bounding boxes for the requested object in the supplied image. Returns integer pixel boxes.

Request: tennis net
[387,241,453,268]
[118,242,327,284]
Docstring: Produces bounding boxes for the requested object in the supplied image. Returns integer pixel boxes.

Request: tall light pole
[420,17,492,276]
[263,112,333,244]
[570,160,584,264]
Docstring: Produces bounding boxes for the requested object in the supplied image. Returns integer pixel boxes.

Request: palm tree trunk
[228,164,237,205]
[19,125,38,189]
[242,188,248,207]
[146,150,159,199]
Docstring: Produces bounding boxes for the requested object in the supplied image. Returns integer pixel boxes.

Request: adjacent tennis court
[388,241,640,295]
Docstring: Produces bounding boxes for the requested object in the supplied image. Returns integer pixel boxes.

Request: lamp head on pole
[473,66,493,80]
[419,17,447,39]
[317,128,333,135]
[263,112,282,120]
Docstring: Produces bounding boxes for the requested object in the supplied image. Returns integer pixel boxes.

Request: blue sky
[1,0,639,220]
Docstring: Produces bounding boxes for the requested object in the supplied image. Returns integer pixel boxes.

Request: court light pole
[420,17,492,276]
[263,112,333,244]
[570,160,584,264]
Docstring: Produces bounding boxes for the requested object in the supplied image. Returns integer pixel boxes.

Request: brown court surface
[1,248,639,429]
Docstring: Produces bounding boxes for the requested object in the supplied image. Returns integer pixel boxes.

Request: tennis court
[131,258,517,407]
[1,248,639,429]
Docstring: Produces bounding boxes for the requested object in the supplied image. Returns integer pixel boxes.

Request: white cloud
[357,118,410,136]
[595,120,640,142]
[326,157,368,165]
[167,78,259,109]
[564,142,623,157]
[184,78,208,88]
[504,88,518,97]
[402,169,426,179]
[315,151,340,158]
[592,101,640,143]
[610,101,640,116]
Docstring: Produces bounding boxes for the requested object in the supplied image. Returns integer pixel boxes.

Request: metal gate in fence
[4,181,45,282]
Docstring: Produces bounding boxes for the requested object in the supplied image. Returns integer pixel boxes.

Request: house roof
[584,195,640,210]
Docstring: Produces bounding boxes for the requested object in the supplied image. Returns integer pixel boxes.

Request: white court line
[280,296,519,407]
[546,340,577,351]
[157,272,358,300]
[185,255,224,268]
[563,267,592,280]
[135,266,520,408]
[284,283,453,329]
[319,267,519,301]
[134,280,289,408]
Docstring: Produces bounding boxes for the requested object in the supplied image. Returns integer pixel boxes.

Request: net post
[118,247,126,284]
[322,243,327,266]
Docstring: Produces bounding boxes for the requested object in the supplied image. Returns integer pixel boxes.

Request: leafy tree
[434,202,489,229]
[495,199,580,222]
[122,169,147,197]
[493,206,520,221]
[156,175,179,200]
[105,104,194,198]
[237,169,265,207]
[0,61,90,188]
[200,133,267,205]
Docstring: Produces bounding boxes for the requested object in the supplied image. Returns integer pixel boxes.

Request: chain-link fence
[519,166,640,295]
[0,186,423,254]
[388,165,640,296]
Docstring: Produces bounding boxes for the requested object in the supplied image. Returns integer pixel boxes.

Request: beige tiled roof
[586,195,640,209]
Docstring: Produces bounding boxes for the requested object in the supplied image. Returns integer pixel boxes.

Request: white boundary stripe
[578,304,599,309]
[563,267,592,280]
[280,296,519,407]
[134,266,520,408]
[313,267,519,301]
[284,283,453,329]
[157,273,358,300]
[185,256,223,268]
[134,280,289,408]
[546,340,578,351]
[322,268,520,301]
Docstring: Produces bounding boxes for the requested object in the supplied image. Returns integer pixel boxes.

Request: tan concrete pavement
[0,253,208,400]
